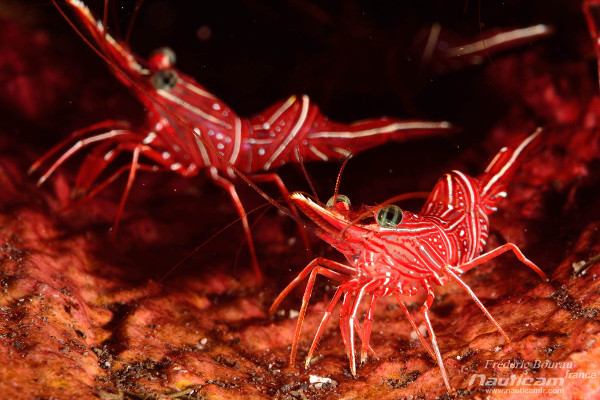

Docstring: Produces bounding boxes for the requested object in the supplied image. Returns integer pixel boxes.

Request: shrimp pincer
[270,128,547,391]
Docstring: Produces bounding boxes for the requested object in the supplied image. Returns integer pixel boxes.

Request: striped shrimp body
[30,0,452,280]
[270,129,547,391]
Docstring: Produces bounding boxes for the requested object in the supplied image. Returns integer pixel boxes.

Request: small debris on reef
[308,374,337,389]
[409,324,428,341]
[573,253,600,276]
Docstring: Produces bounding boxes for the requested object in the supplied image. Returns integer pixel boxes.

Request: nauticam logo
[468,373,564,387]
[466,361,596,395]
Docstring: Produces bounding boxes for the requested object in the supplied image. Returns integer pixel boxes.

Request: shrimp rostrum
[270,128,547,391]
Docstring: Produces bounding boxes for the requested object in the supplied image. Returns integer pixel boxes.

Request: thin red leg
[74,140,190,194]
[73,140,122,193]
[250,173,312,254]
[288,265,351,366]
[444,267,511,344]
[29,120,132,175]
[269,257,355,314]
[112,145,142,235]
[393,293,435,360]
[338,291,356,375]
[66,163,157,212]
[305,285,347,369]
[347,279,381,364]
[455,243,546,279]
[360,293,380,363]
[209,167,262,282]
[35,130,138,185]
[421,281,451,392]
[353,316,378,361]
[342,282,371,375]
[584,0,600,38]
[71,141,170,233]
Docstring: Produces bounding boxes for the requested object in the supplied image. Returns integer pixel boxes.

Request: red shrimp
[270,128,547,391]
[28,0,452,281]
[417,23,552,74]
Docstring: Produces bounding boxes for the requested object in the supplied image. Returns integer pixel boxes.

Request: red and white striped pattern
[271,128,546,391]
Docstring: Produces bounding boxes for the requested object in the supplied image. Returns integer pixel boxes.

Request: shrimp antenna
[333,151,352,205]
[102,0,109,37]
[138,200,276,312]
[125,0,146,45]
[109,0,123,40]
[295,146,319,203]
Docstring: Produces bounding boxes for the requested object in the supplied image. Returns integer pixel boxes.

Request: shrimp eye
[326,194,351,209]
[376,205,403,227]
[154,47,177,65]
[152,69,178,90]
[149,47,177,69]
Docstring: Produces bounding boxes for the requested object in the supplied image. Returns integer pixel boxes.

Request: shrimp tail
[303,112,453,162]
[478,127,542,211]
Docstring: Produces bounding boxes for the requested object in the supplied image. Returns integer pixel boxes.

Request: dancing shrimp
[29,0,452,280]
[270,128,547,391]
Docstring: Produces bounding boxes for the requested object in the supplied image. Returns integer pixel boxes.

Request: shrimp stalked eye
[149,47,177,69]
[376,204,403,227]
[326,194,351,210]
[152,69,178,90]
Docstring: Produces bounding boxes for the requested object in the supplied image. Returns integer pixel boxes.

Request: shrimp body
[31,0,451,280]
[271,129,547,391]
